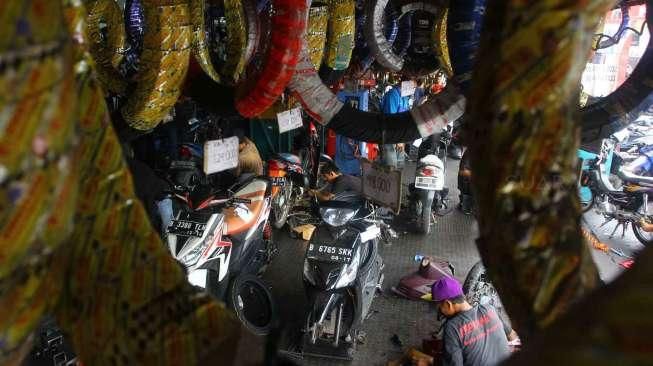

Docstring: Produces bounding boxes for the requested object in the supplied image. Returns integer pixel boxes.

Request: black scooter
[301,192,384,360]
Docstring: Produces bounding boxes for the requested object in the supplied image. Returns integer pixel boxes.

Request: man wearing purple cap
[431,276,510,366]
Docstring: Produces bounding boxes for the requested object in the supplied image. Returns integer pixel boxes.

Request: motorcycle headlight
[320,207,357,227]
[333,246,361,290]
[180,237,210,267]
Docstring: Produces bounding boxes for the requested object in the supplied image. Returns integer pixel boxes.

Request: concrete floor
[264,158,644,366]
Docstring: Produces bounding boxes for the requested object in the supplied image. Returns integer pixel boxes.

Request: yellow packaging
[190,0,221,82]
[324,0,355,70]
[85,0,127,93]
[434,9,453,77]
[222,0,248,83]
[40,154,80,248]
[307,5,329,69]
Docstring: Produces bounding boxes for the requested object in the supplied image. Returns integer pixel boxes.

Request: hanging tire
[227,274,276,336]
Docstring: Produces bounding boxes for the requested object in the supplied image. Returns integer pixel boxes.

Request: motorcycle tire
[632,222,653,246]
[462,261,513,335]
[415,199,431,235]
[227,274,276,336]
[271,181,293,229]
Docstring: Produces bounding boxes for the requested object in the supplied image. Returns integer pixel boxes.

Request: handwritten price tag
[277,108,303,134]
[401,80,416,97]
[361,160,402,213]
[203,136,239,175]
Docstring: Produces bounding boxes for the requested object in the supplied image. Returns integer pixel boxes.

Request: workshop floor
[263,158,642,366]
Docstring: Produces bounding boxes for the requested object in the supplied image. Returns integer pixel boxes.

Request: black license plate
[306,243,354,264]
[272,177,285,186]
[167,219,207,237]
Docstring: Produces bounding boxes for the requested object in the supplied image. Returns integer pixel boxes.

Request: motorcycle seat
[418,154,442,166]
[274,153,302,165]
[224,179,268,236]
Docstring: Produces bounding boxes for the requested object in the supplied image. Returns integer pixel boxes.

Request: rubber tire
[227,274,276,336]
[462,261,513,335]
[271,182,292,229]
[419,199,431,235]
[633,221,653,246]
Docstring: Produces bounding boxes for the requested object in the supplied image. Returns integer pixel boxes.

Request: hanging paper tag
[401,80,416,97]
[277,107,303,134]
[203,136,239,175]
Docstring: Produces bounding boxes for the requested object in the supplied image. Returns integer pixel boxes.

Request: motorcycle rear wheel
[419,200,431,235]
[633,221,653,246]
[227,274,276,336]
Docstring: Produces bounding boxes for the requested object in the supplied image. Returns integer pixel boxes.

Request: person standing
[381,77,410,169]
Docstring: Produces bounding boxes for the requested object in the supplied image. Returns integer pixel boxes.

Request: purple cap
[431,276,464,302]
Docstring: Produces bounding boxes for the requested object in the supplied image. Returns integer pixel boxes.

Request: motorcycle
[408,127,452,235]
[267,153,307,228]
[166,175,277,335]
[580,137,653,246]
[302,192,384,360]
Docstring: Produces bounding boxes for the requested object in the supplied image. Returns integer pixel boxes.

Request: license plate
[306,243,354,264]
[167,219,207,237]
[415,176,438,190]
[272,177,285,186]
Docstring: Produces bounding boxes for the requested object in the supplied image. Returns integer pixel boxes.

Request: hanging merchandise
[122,0,144,76]
[364,0,404,71]
[242,0,260,66]
[434,8,452,76]
[86,0,128,94]
[580,0,653,145]
[351,1,399,77]
[447,0,485,92]
[190,0,222,83]
[121,0,192,130]
[307,3,330,70]
[289,41,465,143]
[319,0,356,85]
[220,0,248,83]
[235,0,308,118]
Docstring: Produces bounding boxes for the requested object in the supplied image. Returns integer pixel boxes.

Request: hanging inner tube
[364,0,442,75]
[120,0,192,130]
[86,0,128,94]
[190,0,221,83]
[306,3,330,70]
[579,0,652,145]
[318,0,355,85]
[289,42,465,143]
[447,0,486,93]
[235,0,307,118]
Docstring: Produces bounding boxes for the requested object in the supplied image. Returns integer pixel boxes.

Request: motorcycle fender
[188,269,208,288]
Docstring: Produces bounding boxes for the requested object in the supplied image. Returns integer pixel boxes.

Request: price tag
[361,160,402,213]
[401,80,416,97]
[203,136,239,175]
[277,108,303,134]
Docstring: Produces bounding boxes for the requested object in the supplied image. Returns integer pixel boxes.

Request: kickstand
[609,222,621,238]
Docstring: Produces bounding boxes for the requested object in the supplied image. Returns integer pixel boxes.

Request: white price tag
[401,80,416,97]
[277,108,303,134]
[203,136,239,175]
[361,160,402,213]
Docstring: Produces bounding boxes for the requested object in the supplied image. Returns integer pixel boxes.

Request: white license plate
[415,176,438,190]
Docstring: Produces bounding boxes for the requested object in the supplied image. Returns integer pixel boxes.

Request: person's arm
[441,323,464,366]
[309,188,334,201]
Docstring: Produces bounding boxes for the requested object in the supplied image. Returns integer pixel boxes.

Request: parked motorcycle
[580,137,653,246]
[408,127,452,235]
[267,153,307,228]
[166,175,277,334]
[302,192,384,360]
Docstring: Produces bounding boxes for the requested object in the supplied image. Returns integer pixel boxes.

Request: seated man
[432,277,510,366]
[310,161,362,201]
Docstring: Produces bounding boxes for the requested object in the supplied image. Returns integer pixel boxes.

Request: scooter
[166,175,277,335]
[580,137,653,246]
[267,153,307,228]
[408,127,452,235]
[302,192,384,360]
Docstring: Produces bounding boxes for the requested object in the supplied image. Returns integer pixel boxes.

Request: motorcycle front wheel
[632,201,653,246]
[227,274,276,336]
[271,181,293,229]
